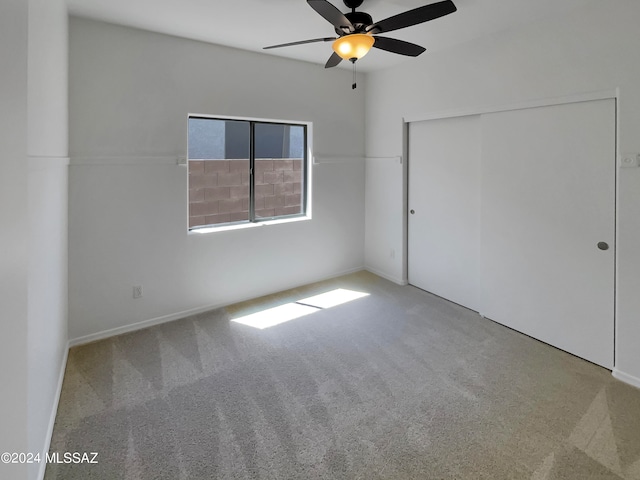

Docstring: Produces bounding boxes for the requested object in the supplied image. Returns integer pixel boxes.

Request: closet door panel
[408,115,481,311]
[479,99,615,368]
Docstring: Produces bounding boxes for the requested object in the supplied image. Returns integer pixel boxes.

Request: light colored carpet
[46,271,640,479]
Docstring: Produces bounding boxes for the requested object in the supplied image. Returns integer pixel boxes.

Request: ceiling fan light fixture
[332,34,375,61]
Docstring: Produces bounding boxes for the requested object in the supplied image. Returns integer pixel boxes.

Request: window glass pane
[255,123,286,159]
[188,118,250,228]
[289,125,305,158]
[188,118,225,160]
[254,123,305,220]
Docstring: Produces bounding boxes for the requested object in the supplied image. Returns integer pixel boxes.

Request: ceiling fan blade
[325,52,343,68]
[367,0,456,34]
[264,37,336,50]
[308,0,354,33]
[372,36,426,57]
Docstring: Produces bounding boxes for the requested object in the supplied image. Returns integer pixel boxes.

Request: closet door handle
[410,210,415,215]
[597,242,609,251]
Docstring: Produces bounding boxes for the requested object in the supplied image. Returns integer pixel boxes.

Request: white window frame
[187,114,313,234]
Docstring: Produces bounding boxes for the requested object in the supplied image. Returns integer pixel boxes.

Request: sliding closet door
[479,99,615,368]
[408,115,481,311]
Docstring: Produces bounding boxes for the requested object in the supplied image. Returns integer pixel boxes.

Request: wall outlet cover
[620,153,639,168]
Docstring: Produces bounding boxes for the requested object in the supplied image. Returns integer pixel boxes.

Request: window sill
[188,215,310,235]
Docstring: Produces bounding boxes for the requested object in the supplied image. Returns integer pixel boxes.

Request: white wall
[68,18,366,341]
[0,1,29,479]
[27,0,69,479]
[365,0,640,386]
[28,0,68,158]
[27,160,68,480]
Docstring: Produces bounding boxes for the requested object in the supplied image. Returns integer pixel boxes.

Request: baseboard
[364,265,408,286]
[37,345,69,480]
[612,368,640,390]
[68,305,225,347]
[69,265,366,347]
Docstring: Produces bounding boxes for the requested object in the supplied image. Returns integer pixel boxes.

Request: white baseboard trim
[612,368,640,390]
[69,266,366,347]
[68,304,232,347]
[364,265,408,286]
[37,345,69,480]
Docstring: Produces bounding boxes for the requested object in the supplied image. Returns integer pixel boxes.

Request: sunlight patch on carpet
[297,289,370,309]
[231,289,370,329]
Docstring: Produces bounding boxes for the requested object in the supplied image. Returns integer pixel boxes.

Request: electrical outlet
[620,153,639,168]
[133,285,143,299]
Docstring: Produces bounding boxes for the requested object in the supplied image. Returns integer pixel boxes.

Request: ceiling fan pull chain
[352,60,357,89]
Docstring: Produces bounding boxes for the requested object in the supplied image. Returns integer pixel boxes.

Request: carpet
[45,271,640,479]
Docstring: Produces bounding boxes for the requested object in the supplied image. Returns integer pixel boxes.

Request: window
[187,116,308,230]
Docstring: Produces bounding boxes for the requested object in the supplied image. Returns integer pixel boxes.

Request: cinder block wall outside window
[189,158,303,228]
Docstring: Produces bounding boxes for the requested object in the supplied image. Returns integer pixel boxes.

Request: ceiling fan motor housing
[343,0,364,9]
[336,11,373,34]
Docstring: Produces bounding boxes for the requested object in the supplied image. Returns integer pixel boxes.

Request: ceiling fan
[264,0,457,77]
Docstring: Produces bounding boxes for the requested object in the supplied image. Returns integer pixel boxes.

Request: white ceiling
[66,0,596,72]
